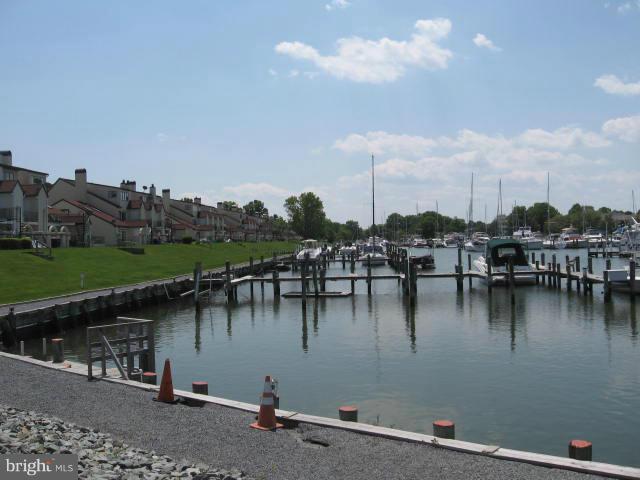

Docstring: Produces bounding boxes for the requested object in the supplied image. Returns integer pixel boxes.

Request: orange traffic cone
[154,359,177,403]
[250,375,283,431]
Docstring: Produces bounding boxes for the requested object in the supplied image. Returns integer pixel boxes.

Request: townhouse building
[0,151,48,236]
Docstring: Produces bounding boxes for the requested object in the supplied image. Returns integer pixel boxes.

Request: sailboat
[359,155,389,266]
[464,173,489,252]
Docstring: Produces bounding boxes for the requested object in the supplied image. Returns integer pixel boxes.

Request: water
[24,248,640,467]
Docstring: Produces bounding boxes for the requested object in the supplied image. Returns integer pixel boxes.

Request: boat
[444,233,464,248]
[339,244,357,256]
[359,243,388,266]
[296,239,323,261]
[358,155,389,266]
[412,237,429,248]
[410,252,436,270]
[512,226,543,250]
[583,228,605,248]
[620,217,640,251]
[473,238,537,285]
[432,238,446,248]
[560,227,587,249]
[542,233,565,249]
[464,232,490,252]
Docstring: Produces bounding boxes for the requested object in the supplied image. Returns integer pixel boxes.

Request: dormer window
[120,191,129,201]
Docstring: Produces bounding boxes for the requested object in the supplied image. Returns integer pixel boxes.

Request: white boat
[620,217,640,251]
[473,239,536,285]
[339,245,357,256]
[584,228,605,248]
[358,243,388,266]
[444,233,463,248]
[542,234,565,249]
[412,237,429,248]
[464,232,490,252]
[432,238,446,248]
[512,226,543,250]
[296,239,323,261]
[560,227,587,249]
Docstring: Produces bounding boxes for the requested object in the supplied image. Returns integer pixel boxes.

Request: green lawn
[0,242,296,304]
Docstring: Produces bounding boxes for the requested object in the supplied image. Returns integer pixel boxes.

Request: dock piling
[569,440,592,461]
[52,338,64,363]
[630,260,636,301]
[433,420,455,439]
[468,254,472,289]
[338,406,358,422]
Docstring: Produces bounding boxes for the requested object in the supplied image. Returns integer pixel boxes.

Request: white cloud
[288,69,300,78]
[268,68,278,76]
[303,71,320,79]
[594,74,640,96]
[333,131,438,156]
[333,125,608,157]
[222,182,289,199]
[325,0,351,11]
[617,2,633,13]
[275,18,453,83]
[472,33,502,52]
[517,127,611,149]
[156,133,168,143]
[602,114,640,142]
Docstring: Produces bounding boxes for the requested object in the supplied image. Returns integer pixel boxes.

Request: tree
[525,202,560,232]
[243,199,267,216]
[284,192,327,239]
[220,201,239,209]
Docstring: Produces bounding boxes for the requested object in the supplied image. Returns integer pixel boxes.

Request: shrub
[0,237,32,250]
[181,236,193,244]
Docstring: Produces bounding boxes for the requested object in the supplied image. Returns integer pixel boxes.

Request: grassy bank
[0,242,296,304]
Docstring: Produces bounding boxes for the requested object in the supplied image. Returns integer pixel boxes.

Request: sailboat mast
[371,154,375,246]
[546,172,550,237]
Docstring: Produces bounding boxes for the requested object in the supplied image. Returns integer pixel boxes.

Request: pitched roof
[22,183,45,197]
[1,164,48,176]
[0,180,20,193]
[55,199,148,228]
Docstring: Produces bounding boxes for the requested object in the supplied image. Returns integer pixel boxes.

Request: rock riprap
[0,405,250,480]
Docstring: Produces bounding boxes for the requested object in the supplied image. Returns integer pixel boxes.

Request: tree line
[226,193,639,242]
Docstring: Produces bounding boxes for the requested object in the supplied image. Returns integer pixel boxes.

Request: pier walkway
[0,355,614,480]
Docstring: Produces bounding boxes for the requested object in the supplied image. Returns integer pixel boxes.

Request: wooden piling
[301,260,307,304]
[367,255,372,296]
[225,261,232,303]
[249,257,254,298]
[456,248,463,292]
[566,264,572,291]
[312,261,319,297]
[541,253,546,286]
[603,270,611,303]
[51,338,64,363]
[535,261,540,285]
[342,253,346,269]
[468,253,472,289]
[273,270,281,298]
[630,260,636,301]
[320,268,326,292]
[486,258,493,291]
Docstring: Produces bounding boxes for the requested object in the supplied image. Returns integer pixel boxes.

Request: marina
[9,246,640,469]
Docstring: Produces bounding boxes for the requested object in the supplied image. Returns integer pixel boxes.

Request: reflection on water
[31,248,640,467]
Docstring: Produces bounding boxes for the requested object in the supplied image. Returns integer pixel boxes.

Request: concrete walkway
[0,356,606,480]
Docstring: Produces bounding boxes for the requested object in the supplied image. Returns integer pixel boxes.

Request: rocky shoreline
[0,405,251,480]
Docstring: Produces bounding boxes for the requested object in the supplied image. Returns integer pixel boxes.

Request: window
[120,191,129,201]
[3,171,14,180]
[109,191,117,199]
[32,177,43,184]
[119,211,126,220]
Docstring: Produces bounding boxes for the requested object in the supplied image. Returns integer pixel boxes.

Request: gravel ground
[0,356,605,480]
[0,405,249,479]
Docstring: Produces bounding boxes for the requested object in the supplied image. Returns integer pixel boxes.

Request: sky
[1,0,639,225]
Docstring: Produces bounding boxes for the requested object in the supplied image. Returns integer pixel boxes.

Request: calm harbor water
[26,248,639,467]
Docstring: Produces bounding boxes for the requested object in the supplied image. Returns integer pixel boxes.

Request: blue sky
[1,0,639,224]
